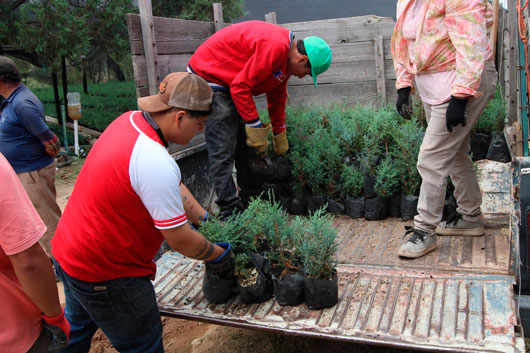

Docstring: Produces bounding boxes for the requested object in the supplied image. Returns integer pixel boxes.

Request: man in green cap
[188,20,332,218]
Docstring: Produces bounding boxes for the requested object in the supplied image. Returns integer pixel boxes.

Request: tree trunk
[61,56,70,122]
[106,53,125,82]
[52,70,61,126]
[81,55,88,94]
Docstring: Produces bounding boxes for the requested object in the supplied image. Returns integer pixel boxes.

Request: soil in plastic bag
[363,174,376,199]
[388,194,401,218]
[364,196,388,220]
[290,197,306,215]
[303,272,338,310]
[237,253,273,304]
[272,270,304,306]
[272,155,292,182]
[278,194,291,213]
[400,194,418,220]
[326,195,345,215]
[486,134,511,163]
[306,194,327,214]
[470,132,490,161]
[344,195,365,218]
[202,269,236,304]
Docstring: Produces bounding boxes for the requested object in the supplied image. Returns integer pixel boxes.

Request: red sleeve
[230,39,288,123]
[267,79,288,134]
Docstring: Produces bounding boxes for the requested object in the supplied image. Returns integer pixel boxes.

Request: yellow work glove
[273,130,289,155]
[245,123,271,155]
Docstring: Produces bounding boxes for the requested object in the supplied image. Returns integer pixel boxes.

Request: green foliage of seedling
[339,164,364,198]
[297,208,338,280]
[392,121,423,196]
[374,154,401,197]
[474,86,506,136]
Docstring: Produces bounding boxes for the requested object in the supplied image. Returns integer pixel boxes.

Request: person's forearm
[162,224,223,261]
[180,183,207,225]
[10,243,62,317]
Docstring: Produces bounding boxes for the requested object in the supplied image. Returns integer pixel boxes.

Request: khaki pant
[17,160,61,258]
[414,61,498,233]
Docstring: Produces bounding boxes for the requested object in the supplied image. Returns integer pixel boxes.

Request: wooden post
[138,0,160,95]
[373,35,387,103]
[265,12,277,24]
[507,0,518,124]
[491,0,499,58]
[213,3,224,32]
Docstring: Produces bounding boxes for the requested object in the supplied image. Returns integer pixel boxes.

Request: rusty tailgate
[153,160,524,352]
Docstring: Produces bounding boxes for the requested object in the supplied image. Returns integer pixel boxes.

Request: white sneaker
[436,213,485,236]
[398,226,437,258]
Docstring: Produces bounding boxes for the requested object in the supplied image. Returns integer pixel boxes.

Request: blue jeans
[54,260,163,353]
[205,91,263,217]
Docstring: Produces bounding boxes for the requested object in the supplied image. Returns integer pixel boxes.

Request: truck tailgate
[154,161,524,352]
[154,252,523,353]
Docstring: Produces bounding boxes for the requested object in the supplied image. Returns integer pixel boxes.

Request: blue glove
[207,242,230,263]
[205,242,234,277]
[190,210,208,231]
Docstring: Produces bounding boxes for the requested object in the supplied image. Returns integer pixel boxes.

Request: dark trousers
[205,91,263,217]
[53,260,163,353]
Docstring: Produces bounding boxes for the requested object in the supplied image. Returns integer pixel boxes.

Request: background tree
[152,0,245,22]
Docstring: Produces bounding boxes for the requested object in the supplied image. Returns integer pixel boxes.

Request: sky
[233,0,397,23]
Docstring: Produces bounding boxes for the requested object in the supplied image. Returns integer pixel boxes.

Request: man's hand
[396,87,413,119]
[273,130,289,155]
[43,308,70,351]
[445,96,468,132]
[245,123,271,156]
[43,134,61,157]
[205,242,234,278]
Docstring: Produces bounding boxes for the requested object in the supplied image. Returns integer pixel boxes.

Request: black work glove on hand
[445,96,468,132]
[396,87,413,119]
[205,242,234,278]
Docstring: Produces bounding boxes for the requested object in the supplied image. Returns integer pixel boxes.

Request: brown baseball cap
[138,72,213,113]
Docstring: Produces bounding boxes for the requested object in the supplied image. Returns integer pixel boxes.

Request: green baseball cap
[303,36,332,87]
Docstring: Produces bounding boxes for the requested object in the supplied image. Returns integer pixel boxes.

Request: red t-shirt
[188,20,292,134]
[0,153,46,353]
[52,111,187,282]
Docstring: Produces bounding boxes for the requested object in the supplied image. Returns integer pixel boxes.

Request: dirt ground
[54,158,527,353]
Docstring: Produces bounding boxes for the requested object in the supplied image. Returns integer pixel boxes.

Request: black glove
[445,96,468,132]
[396,87,413,119]
[205,242,234,278]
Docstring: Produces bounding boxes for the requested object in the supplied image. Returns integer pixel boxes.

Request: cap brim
[311,67,318,87]
[137,96,172,113]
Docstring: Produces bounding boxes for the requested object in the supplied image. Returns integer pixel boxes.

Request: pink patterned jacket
[391,0,493,97]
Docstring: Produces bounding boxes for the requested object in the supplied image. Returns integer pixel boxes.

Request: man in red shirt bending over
[188,20,332,218]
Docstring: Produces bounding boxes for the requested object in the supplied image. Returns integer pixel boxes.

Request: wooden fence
[128,2,526,156]
[127,12,396,110]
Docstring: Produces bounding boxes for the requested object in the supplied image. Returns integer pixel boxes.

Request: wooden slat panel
[281,16,395,44]
[127,14,215,55]
[132,54,192,89]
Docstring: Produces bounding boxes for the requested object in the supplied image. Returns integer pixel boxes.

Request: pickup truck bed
[154,161,525,353]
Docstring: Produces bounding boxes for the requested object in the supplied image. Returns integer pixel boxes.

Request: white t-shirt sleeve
[129,135,187,229]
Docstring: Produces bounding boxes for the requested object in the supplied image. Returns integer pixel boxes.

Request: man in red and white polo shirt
[52,72,233,352]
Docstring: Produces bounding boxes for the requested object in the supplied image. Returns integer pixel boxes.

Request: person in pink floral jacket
[391,0,498,258]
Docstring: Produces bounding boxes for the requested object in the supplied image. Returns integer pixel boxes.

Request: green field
[33,81,137,133]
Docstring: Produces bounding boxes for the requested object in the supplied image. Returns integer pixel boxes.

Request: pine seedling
[297,208,338,280]
[374,154,401,197]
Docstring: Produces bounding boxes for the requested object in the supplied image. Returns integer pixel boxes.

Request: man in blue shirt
[0,56,61,260]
